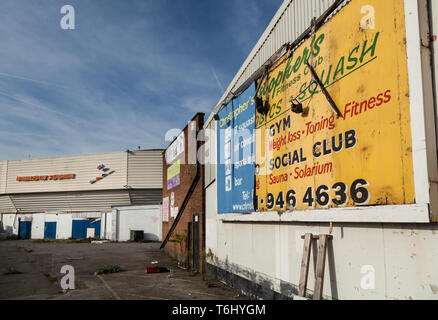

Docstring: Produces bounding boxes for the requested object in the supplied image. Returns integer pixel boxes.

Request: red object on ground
[145,267,170,273]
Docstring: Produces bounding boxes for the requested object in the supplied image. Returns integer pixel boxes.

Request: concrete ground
[0,240,245,300]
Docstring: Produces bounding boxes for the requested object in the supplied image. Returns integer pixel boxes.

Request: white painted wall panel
[251,224,276,277]
[1,213,17,235]
[231,224,252,269]
[101,212,109,239]
[204,0,438,300]
[115,205,162,241]
[381,224,438,299]
[45,213,72,239]
[205,181,218,252]
[209,221,438,299]
[29,213,45,239]
[111,209,118,241]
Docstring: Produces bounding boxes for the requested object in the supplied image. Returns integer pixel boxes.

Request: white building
[203,0,438,299]
[0,149,163,241]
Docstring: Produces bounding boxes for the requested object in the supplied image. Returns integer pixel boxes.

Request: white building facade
[203,0,438,300]
[0,149,163,241]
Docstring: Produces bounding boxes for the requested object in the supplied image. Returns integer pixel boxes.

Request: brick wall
[161,113,205,270]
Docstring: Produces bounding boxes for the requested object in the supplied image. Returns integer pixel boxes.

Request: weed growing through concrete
[32,239,56,243]
[43,272,58,283]
[203,249,217,287]
[95,265,121,275]
[16,246,33,253]
[3,267,23,275]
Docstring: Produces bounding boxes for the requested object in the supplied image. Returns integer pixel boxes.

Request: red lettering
[376,93,384,106]
[384,89,391,103]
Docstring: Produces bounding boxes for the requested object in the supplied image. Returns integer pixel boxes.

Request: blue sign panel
[217,83,256,214]
[217,101,234,213]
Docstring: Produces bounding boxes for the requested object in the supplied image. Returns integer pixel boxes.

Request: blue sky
[0,0,283,161]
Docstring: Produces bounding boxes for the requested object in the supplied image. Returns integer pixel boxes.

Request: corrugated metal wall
[127,150,163,189]
[1,189,162,214]
[0,150,164,214]
[0,150,164,194]
[11,190,131,213]
[0,161,7,193]
[129,189,162,205]
[206,0,340,124]
[0,195,16,213]
[4,151,128,194]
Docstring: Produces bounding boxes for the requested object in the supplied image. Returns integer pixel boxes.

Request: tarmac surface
[0,240,245,300]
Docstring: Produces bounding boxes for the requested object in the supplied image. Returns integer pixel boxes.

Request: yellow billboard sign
[255,0,414,212]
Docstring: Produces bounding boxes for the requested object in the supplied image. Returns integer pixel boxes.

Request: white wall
[113,205,162,241]
[45,213,72,239]
[100,212,108,239]
[30,213,45,239]
[1,213,45,238]
[0,206,162,241]
[1,213,18,235]
[1,212,115,240]
[206,177,438,300]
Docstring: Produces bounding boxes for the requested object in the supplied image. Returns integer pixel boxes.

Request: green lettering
[297,82,308,100]
[360,32,380,63]
[321,65,333,86]
[333,56,345,81]
[347,45,360,70]
[261,75,271,96]
[272,71,284,99]
[302,47,310,66]
[268,78,276,93]
[284,54,294,79]
[312,33,325,57]
[292,56,302,73]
